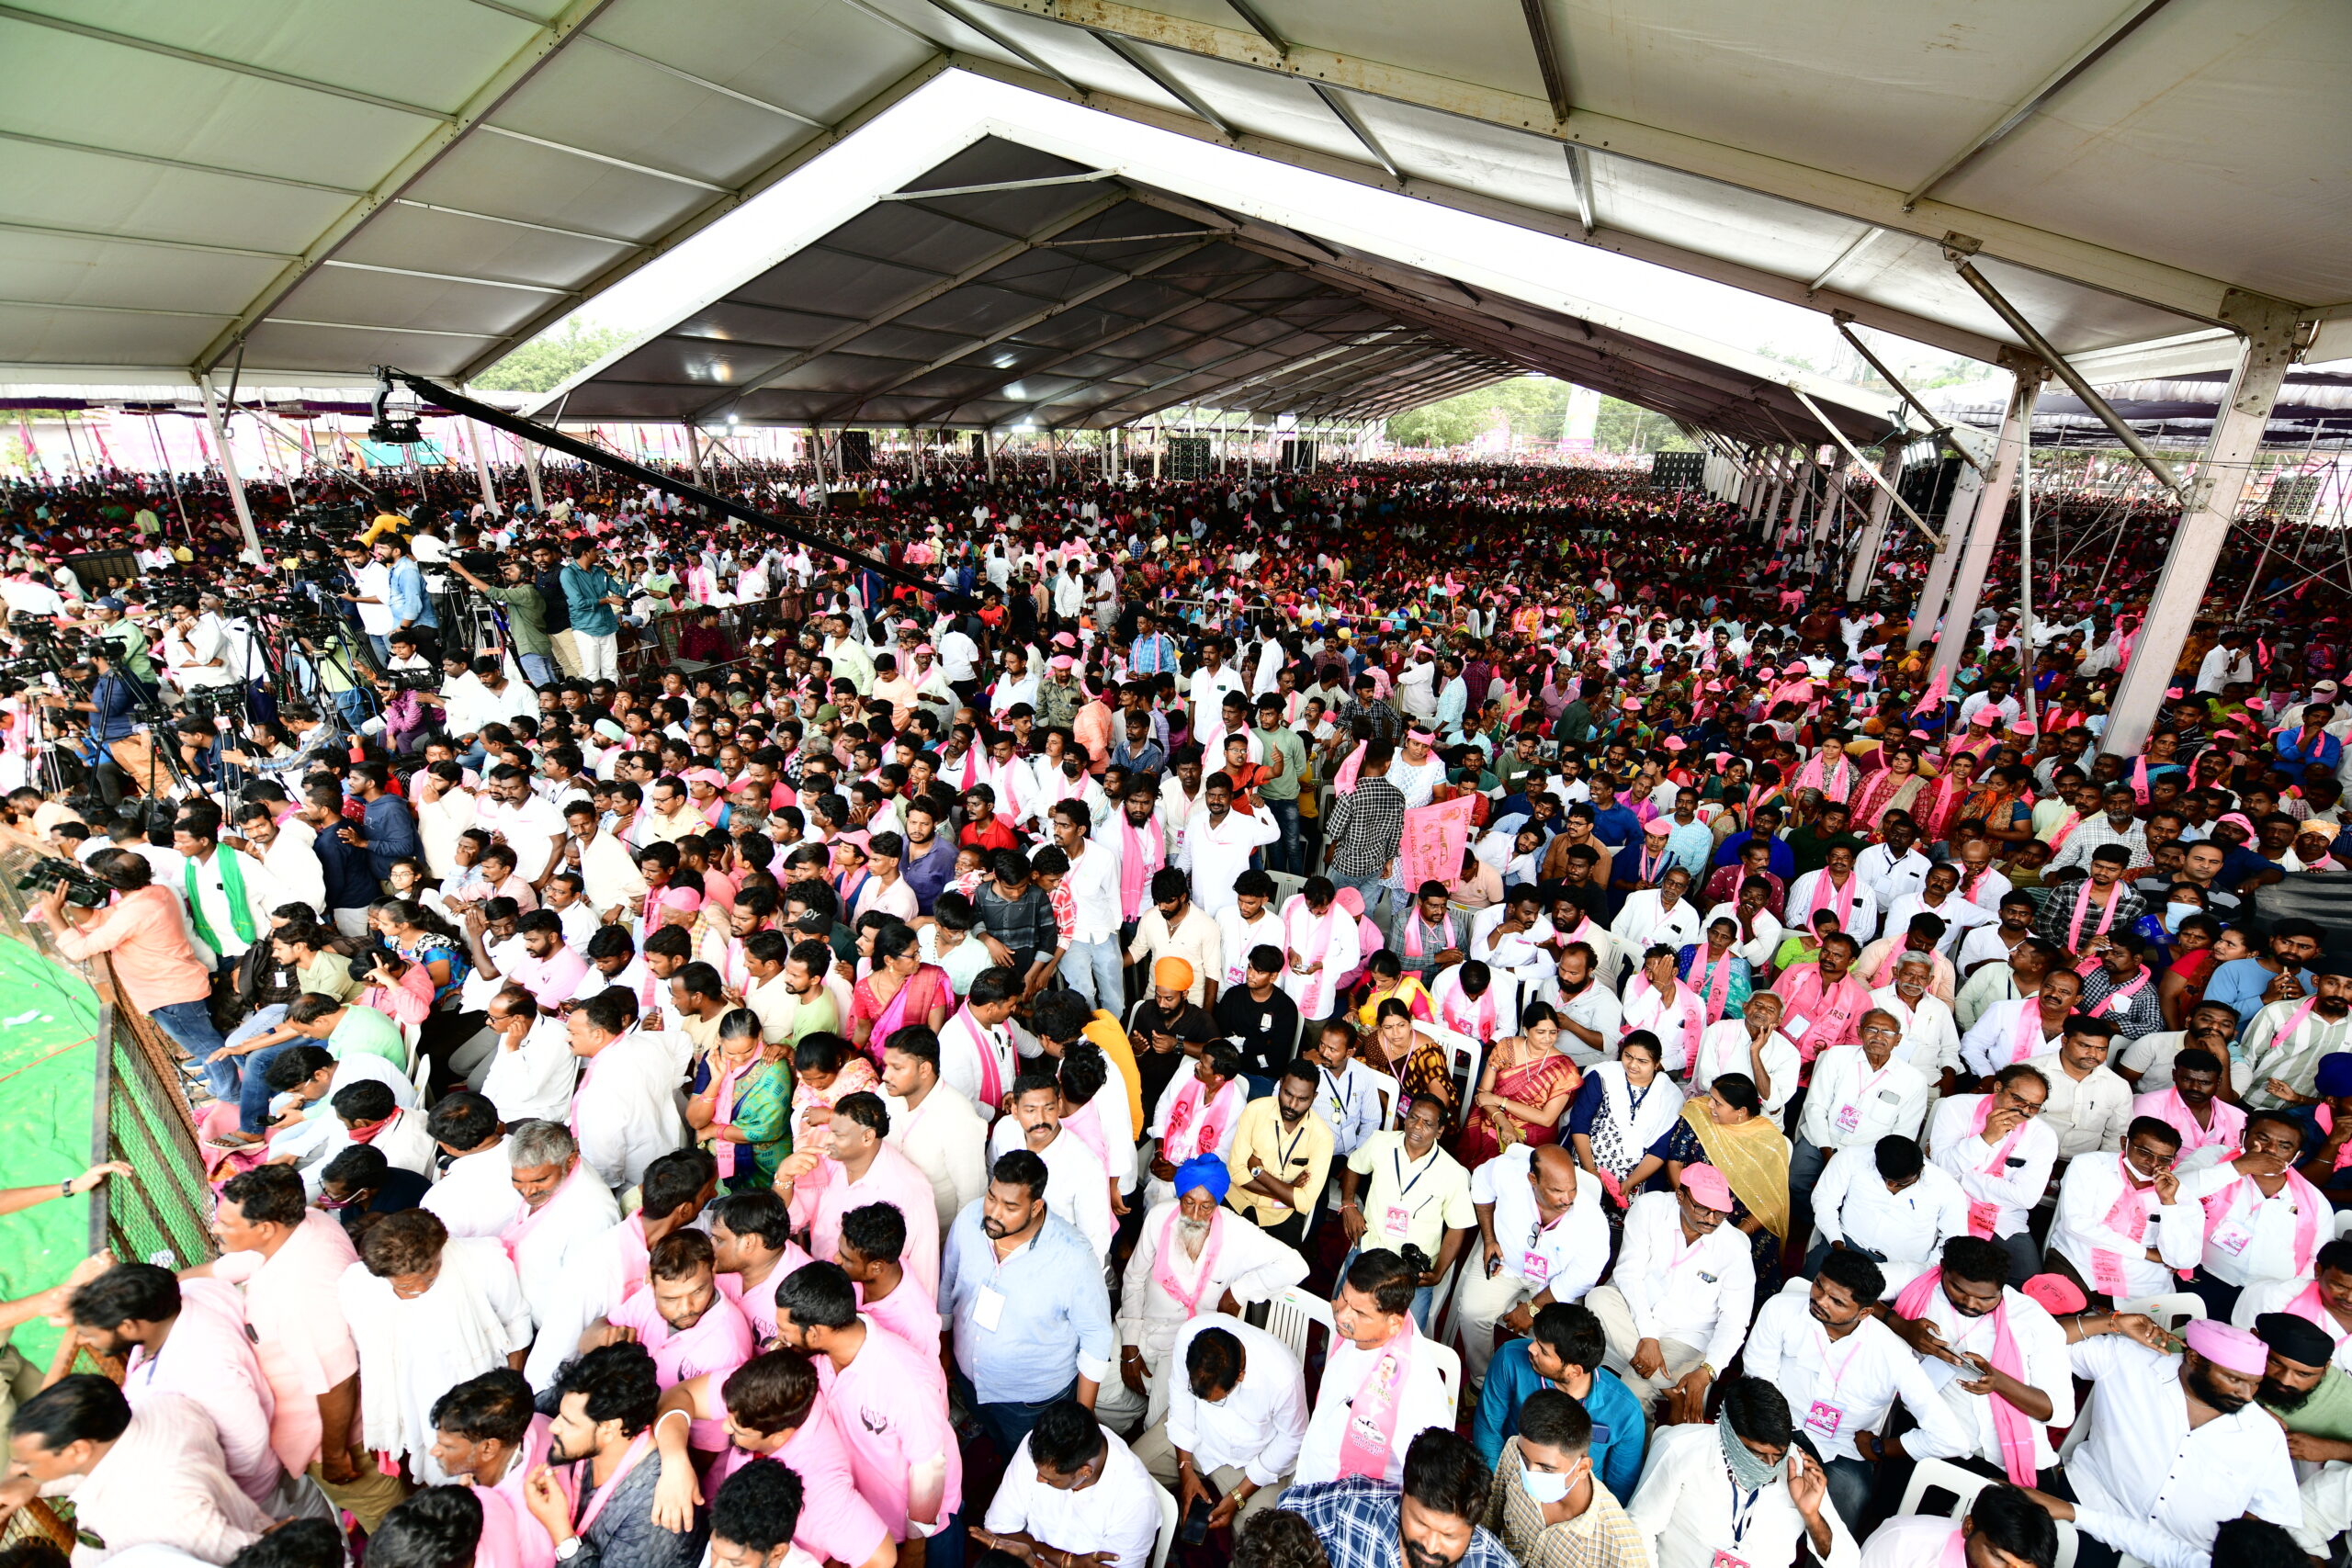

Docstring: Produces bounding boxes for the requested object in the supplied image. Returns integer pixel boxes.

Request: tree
[471,321,632,394]
[1385,377,1693,453]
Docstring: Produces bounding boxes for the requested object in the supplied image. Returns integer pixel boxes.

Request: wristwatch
[554,1539,582,1562]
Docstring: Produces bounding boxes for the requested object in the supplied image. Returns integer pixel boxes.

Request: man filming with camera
[34,846,233,1084]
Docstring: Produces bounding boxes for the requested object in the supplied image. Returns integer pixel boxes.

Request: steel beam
[0,129,368,197]
[1927,363,2043,690]
[1845,446,1904,600]
[2102,293,2303,757]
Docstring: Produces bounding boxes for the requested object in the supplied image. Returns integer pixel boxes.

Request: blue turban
[2317,1053,2352,1099]
[1173,1154,1230,1203]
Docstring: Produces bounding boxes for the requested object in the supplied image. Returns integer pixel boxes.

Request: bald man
[1456,1141,1611,1391]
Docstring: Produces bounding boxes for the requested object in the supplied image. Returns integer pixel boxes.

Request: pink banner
[1397,794,1478,892]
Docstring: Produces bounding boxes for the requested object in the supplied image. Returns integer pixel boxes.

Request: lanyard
[1728,1481,1763,1547]
[1321,1066,1351,1122]
[1393,1145,1438,1208]
[1275,1115,1313,1170]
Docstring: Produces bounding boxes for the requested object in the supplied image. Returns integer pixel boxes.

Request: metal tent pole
[1845,446,1904,601]
[1907,458,1984,649]
[468,421,499,513]
[196,375,263,559]
[2017,415,2040,730]
[2103,296,2302,757]
[1928,367,2042,691]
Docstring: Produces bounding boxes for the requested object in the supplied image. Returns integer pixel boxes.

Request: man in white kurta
[1455,1142,1610,1389]
[1291,1255,1454,1485]
[503,1145,624,1392]
[882,1035,991,1234]
[2048,1122,2206,1303]
[22,1392,275,1565]
[337,1230,534,1483]
[569,1010,685,1191]
[1278,887,1361,1021]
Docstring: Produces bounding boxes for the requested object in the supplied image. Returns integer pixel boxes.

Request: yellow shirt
[1223,1095,1334,1225]
[1083,1010,1146,1134]
[1346,1131,1476,1260]
[360,512,408,545]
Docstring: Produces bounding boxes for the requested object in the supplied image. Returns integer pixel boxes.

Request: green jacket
[475,582,553,658]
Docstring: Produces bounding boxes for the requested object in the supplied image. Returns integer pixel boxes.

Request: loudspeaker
[1166,436,1212,479]
[837,430,874,473]
[1649,451,1706,488]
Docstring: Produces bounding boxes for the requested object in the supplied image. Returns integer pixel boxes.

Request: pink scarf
[575,1432,655,1535]
[2005,999,2056,1070]
[1335,1319,1419,1482]
[1065,1100,1110,1168]
[2090,1154,2159,1298]
[1164,1077,1240,1161]
[499,1163,592,1265]
[2094,967,2151,1021]
[1963,1094,2030,1239]
[1332,740,1371,796]
[1794,750,1854,802]
[1625,973,1703,1066]
[1117,813,1164,922]
[1401,910,1457,961]
[1690,947,1736,1024]
[947,1006,1008,1110]
[2064,881,2121,973]
[2201,1168,2324,1278]
[1894,1269,2037,1486]
[2281,1279,2343,1340]
[1807,869,1859,931]
[1440,978,1499,1042]
[709,1049,763,1179]
[1151,1206,1225,1316]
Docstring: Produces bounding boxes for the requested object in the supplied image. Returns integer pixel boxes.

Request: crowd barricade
[0,849,216,1551]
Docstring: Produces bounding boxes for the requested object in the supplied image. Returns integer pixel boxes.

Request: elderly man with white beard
[1101,1155,1309,1429]
[1870,950,1962,1089]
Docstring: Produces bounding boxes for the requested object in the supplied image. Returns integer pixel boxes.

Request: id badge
[1384,1203,1411,1238]
[1804,1399,1844,1439]
[1711,1552,1749,1568]
[1833,1102,1860,1134]
[974,1286,1006,1332]
[2211,1220,2255,1258]
[1521,1250,1551,1282]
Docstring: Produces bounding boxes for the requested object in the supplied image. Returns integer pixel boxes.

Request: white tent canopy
[3,0,2345,405]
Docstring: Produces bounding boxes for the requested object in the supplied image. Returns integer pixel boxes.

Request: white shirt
[1057,836,1123,945]
[1743,1280,1973,1462]
[1532,975,1622,1067]
[571,1027,686,1190]
[421,1139,521,1241]
[1809,1150,1968,1296]
[1954,920,2027,977]
[1784,869,1881,950]
[885,1083,990,1235]
[1627,1421,1860,1568]
[2022,1052,2133,1159]
[2184,1166,2318,1289]
[1115,1204,1309,1364]
[2049,1151,2205,1302]
[1926,1093,2058,1240]
[1855,843,1931,919]
[2233,1276,2352,1371]
[2064,1335,2299,1568]
[1895,1278,2074,1474]
[1689,1020,1801,1127]
[1468,1143,1609,1304]
[1607,892,1702,975]
[986,1425,1162,1568]
[1163,1314,1308,1486]
[1866,987,1961,1079]
[987,1122,1114,1260]
[1213,905,1285,991]
[1278,897,1360,1021]
[472,792,566,883]
[1957,996,2064,1079]
[1469,905,1556,976]
[1883,892,1993,954]
[1610,1190,1755,1373]
[182,846,282,959]
[1293,1325,1454,1486]
[1178,803,1281,914]
[1800,1046,1931,1152]
[479,1018,580,1125]
[938,1006,1020,1120]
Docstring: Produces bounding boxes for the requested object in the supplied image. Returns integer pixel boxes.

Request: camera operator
[339,537,398,663]
[410,653,537,761]
[40,649,154,793]
[171,714,247,800]
[158,599,236,697]
[446,554,557,689]
[375,533,441,667]
[221,704,344,784]
[292,616,369,733]
[38,846,233,1089]
[68,597,158,687]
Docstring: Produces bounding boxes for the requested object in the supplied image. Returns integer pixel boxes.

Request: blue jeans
[229,1006,291,1134]
[150,999,233,1100]
[1264,796,1303,874]
[1337,1244,1437,1332]
[955,1369,1078,1461]
[1334,873,1391,927]
[518,652,557,689]
[1060,936,1125,1011]
[332,687,368,731]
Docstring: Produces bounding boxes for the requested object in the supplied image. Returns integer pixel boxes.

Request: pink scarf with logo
[2201,1168,2323,1278]
[2090,1154,2160,1297]
[1625,973,1704,1066]
[1336,1318,1419,1482]
[2064,881,2121,974]
[1152,1206,1225,1315]
[1963,1094,2031,1238]
[1117,813,1164,922]
[1163,1077,1241,1162]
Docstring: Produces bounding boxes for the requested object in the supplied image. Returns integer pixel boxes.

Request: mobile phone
[1179,1477,1222,1544]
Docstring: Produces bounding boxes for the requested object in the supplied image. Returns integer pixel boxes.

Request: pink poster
[1397,795,1478,892]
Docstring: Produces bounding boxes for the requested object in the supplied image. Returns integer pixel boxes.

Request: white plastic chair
[2115,1292,2205,1333]
[1426,1339,1463,1421]
[1263,1285,1333,1364]
[2334,1208,2352,1241]
[1371,1076,1397,1131]
[1896,1459,2079,1568]
[1152,1483,1179,1568]
[1429,1025,1484,1124]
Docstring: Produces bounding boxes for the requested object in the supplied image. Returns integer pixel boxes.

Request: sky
[522,68,1974,412]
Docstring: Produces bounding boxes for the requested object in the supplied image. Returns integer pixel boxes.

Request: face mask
[1520,1465,1577,1505]
[2165,902,2198,931]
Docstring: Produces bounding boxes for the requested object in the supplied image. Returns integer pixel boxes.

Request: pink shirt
[1770,966,1874,1062]
[818,1322,965,1540]
[507,943,591,1010]
[211,1211,362,1475]
[122,1277,280,1506]
[2133,1086,2246,1163]
[787,1144,943,1301]
[51,884,212,1010]
[717,1247,814,1345]
[476,1416,560,1568]
[609,1285,756,1450]
[855,1283,946,1395]
[712,1396,891,1567]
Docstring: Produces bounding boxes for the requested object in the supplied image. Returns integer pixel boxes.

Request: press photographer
[31,845,232,1074]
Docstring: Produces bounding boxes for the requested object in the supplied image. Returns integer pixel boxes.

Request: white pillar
[686,425,707,489]
[1927,368,2041,692]
[1151,423,1161,479]
[1845,446,1903,601]
[468,421,499,513]
[196,375,263,560]
[1046,433,1057,484]
[984,430,996,484]
[2103,296,2301,758]
[1906,458,1982,649]
[808,425,829,508]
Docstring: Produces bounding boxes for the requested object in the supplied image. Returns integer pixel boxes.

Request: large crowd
[0,444,2340,1568]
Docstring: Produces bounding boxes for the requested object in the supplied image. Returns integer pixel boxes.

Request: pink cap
[2216,811,2257,838]
[1334,886,1365,917]
[683,767,727,788]
[2184,1317,2268,1377]
[1050,655,1074,671]
[2245,697,2267,712]
[1784,661,1808,675]
[1662,737,1688,750]
[1621,696,1642,711]
[2012,720,2036,736]
[1970,708,1997,726]
[2020,1273,2086,1316]
[1680,1165,1734,1213]
[656,886,703,913]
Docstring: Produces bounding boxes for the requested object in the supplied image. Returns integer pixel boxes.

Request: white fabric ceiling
[1,0,2343,414]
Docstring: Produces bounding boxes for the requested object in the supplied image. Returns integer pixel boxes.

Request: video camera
[16,855,119,909]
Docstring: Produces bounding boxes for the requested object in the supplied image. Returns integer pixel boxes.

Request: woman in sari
[1961,763,2038,848]
[1915,751,1981,846]
[1849,746,1928,838]
[1566,1032,1684,1207]
[847,919,952,1060]
[1676,919,1753,1023]
[1630,1072,1792,1292]
[1459,1002,1580,1168]
[1366,998,1455,1126]
[688,1007,790,1192]
[1351,952,1436,1032]
[789,1030,879,1156]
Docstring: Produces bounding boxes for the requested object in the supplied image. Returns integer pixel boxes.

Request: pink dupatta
[1894,1268,2037,1486]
